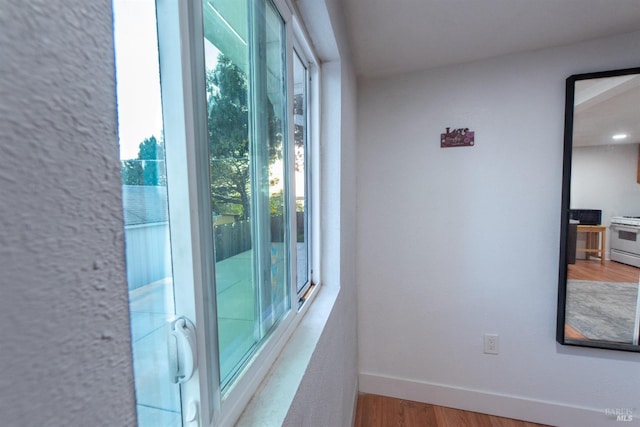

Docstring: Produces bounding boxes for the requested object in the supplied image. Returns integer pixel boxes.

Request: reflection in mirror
[558,67,640,351]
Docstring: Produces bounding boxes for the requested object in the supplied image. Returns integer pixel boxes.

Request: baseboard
[350,377,359,426]
[359,372,610,427]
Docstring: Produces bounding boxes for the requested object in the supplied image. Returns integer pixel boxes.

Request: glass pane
[203,0,253,388]
[204,0,257,385]
[113,1,181,425]
[293,51,309,293]
[204,0,290,389]
[260,0,290,334]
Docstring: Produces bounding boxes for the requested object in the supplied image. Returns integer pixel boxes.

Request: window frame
[116,0,321,425]
[291,48,310,299]
[290,10,320,300]
[189,1,321,425]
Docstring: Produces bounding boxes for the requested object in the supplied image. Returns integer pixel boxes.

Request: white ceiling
[342,0,640,78]
[573,74,640,147]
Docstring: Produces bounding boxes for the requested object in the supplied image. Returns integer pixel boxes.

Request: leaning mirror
[557,67,640,351]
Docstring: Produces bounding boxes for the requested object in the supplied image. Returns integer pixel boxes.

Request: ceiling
[574,74,640,147]
[342,0,640,78]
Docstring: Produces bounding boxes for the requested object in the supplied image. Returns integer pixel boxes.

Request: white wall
[572,143,640,219]
[0,2,137,427]
[357,31,640,427]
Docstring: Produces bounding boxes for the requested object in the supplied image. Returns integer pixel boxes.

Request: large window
[203,0,291,390]
[114,0,318,425]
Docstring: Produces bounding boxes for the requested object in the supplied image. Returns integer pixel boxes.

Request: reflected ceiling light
[612,133,628,140]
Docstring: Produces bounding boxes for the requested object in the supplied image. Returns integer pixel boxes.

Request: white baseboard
[359,373,612,427]
[350,377,359,426]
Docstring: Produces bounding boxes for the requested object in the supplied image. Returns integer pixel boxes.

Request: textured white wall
[0,2,137,426]
[357,31,640,427]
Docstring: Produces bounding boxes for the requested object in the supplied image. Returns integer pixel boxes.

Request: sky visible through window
[113,0,304,203]
[113,0,220,161]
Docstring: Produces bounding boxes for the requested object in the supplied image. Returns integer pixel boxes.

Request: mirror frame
[557,66,640,352]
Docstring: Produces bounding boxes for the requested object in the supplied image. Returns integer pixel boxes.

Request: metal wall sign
[441,127,474,148]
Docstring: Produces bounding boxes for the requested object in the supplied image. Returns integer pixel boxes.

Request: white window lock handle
[167,316,197,384]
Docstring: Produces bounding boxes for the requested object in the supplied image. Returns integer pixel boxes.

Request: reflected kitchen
[558,68,640,351]
[566,209,640,345]
[562,71,640,348]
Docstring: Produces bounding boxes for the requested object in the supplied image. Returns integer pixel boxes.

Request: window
[293,49,311,297]
[113,1,182,425]
[203,0,291,390]
[114,0,319,425]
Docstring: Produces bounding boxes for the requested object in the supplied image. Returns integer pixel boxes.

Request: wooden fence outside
[214,213,303,262]
[214,220,252,262]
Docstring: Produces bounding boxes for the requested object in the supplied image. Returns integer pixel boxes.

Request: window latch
[167,316,197,384]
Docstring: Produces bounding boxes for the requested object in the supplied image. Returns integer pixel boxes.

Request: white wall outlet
[484,334,499,355]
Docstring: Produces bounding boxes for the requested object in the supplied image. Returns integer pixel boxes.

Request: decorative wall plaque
[441,127,474,148]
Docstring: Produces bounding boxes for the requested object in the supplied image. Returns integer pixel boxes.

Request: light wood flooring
[354,394,551,427]
[567,259,639,282]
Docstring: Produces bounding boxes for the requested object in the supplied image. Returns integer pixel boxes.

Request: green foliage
[120,52,287,220]
[138,135,164,160]
[207,56,250,218]
[120,135,166,186]
[207,53,283,220]
[121,159,143,185]
[270,190,284,216]
[139,136,166,186]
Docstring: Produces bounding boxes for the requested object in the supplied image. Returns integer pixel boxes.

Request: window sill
[235,284,340,426]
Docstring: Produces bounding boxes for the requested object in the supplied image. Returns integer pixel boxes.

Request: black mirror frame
[557,66,640,352]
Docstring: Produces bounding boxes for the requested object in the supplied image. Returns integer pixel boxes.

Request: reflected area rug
[566,280,639,343]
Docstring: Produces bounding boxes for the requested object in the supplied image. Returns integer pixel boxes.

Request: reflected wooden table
[576,224,606,265]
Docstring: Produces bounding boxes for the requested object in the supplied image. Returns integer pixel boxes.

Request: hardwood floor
[354,394,551,427]
[568,259,639,282]
[564,323,587,340]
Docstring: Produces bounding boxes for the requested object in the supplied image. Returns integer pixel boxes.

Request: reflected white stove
[611,216,640,227]
[610,216,640,268]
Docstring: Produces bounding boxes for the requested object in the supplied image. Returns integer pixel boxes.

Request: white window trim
[155,1,220,424]
[214,2,323,425]
[231,7,328,425]
[235,284,339,426]
[292,10,322,294]
[165,1,323,425]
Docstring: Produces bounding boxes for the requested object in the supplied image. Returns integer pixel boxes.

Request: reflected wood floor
[568,259,639,282]
[564,323,587,340]
[354,394,551,427]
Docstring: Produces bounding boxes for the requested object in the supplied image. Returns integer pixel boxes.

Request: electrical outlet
[484,334,499,355]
